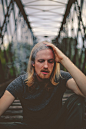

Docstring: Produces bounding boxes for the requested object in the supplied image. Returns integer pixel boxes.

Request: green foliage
[0,42,33,84]
[10,68,14,76]
[0,50,6,64]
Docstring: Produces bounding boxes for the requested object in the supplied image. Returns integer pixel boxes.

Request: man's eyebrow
[48,59,54,60]
[48,59,54,61]
[37,59,45,61]
[38,59,54,60]
[38,59,44,60]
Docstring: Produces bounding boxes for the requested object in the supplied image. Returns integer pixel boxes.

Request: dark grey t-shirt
[6,70,72,128]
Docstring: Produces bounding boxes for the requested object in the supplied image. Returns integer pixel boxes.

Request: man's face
[33,49,55,81]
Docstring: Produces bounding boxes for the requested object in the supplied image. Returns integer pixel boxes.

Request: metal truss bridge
[0,0,86,83]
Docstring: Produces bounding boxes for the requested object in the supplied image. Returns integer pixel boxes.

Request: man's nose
[44,61,48,68]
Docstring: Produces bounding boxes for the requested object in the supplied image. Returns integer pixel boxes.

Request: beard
[34,72,51,82]
[37,74,49,81]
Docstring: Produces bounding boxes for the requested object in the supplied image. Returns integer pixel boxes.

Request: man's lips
[41,70,49,74]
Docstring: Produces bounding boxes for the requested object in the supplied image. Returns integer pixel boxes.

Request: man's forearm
[61,56,86,96]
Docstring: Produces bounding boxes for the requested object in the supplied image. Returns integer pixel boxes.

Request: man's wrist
[60,55,69,66]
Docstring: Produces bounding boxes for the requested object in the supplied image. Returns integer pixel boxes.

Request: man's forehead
[35,49,54,59]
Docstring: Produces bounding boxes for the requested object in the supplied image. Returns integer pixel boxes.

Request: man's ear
[32,63,35,67]
[32,61,35,67]
[33,64,34,67]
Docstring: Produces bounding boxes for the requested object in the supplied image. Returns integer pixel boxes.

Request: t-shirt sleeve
[60,70,72,82]
[59,70,72,92]
[6,75,23,98]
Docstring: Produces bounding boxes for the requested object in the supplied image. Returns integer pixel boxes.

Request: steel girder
[14,0,34,37]
[58,0,77,38]
[0,0,13,40]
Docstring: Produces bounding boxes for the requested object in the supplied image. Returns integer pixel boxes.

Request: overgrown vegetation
[0,42,33,84]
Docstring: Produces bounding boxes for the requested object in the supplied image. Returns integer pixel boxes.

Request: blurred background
[0,0,86,86]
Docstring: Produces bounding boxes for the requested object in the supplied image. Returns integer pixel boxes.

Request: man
[0,41,86,129]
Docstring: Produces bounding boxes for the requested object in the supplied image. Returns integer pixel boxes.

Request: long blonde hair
[25,41,60,88]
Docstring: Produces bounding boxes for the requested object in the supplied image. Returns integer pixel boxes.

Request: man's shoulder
[20,72,28,80]
[60,70,68,74]
[12,72,28,85]
[60,70,72,80]
[60,70,70,76]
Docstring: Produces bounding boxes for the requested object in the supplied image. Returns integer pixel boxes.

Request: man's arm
[44,42,86,97]
[0,90,15,116]
[61,56,86,97]
[66,78,86,97]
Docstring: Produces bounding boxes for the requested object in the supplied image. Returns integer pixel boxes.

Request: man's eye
[38,60,44,63]
[48,60,54,63]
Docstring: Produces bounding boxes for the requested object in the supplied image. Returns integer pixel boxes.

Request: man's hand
[43,42,65,63]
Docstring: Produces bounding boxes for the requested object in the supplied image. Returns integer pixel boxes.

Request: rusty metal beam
[58,0,77,38]
[14,0,33,34]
